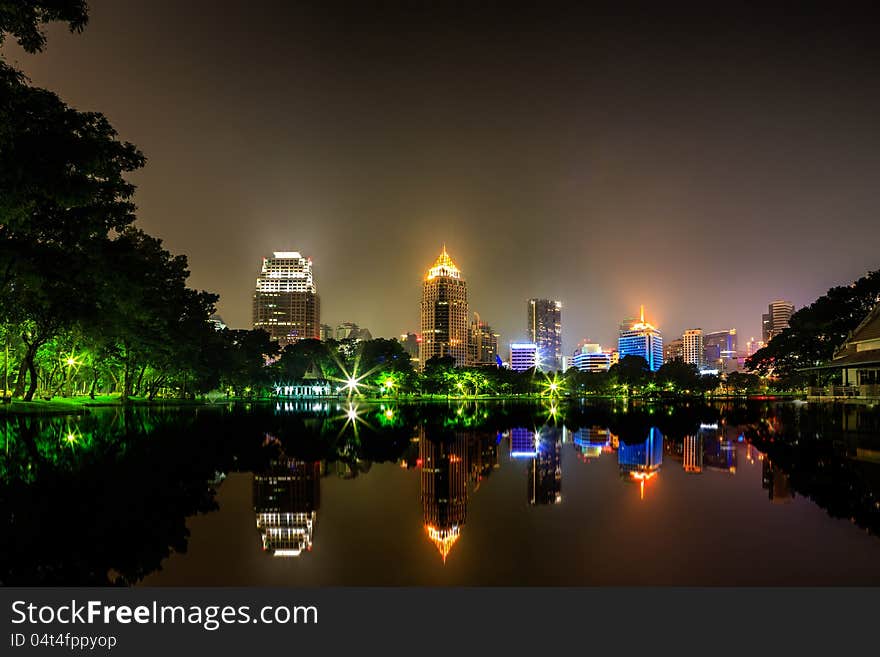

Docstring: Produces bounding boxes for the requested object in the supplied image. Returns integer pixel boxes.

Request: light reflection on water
[2,401,880,585]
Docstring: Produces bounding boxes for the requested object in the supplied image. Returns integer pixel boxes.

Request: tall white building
[682,329,704,367]
[571,343,613,372]
[252,251,320,346]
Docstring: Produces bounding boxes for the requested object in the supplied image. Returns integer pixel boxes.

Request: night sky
[5,1,880,352]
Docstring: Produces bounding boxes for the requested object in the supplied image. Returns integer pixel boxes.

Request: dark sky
[5,1,880,352]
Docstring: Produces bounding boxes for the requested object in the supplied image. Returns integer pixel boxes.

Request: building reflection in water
[572,427,614,462]
[529,427,562,505]
[618,427,663,499]
[510,427,539,458]
[700,422,737,474]
[762,458,794,504]
[419,427,468,563]
[253,453,321,557]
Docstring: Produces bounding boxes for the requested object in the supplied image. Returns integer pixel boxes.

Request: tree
[656,359,701,394]
[747,270,880,377]
[610,355,651,390]
[0,1,88,55]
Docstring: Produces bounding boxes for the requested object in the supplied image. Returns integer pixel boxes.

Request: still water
[3,400,880,586]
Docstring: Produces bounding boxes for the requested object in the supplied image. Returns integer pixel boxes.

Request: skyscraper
[763,300,794,342]
[420,246,470,368]
[252,251,320,346]
[703,329,738,370]
[664,338,683,363]
[682,329,704,367]
[527,299,562,371]
[420,428,468,563]
[469,312,500,366]
[618,306,664,372]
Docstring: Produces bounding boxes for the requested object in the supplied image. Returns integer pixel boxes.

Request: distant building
[618,306,664,372]
[682,329,704,367]
[664,338,683,362]
[420,246,470,368]
[273,362,333,397]
[571,343,613,372]
[335,322,372,341]
[469,312,500,366]
[527,299,562,371]
[252,251,320,346]
[763,300,794,342]
[746,337,765,357]
[509,343,538,372]
[510,427,539,458]
[618,427,663,499]
[399,332,420,362]
[704,329,738,371]
[683,434,703,473]
[319,324,333,341]
[208,314,227,331]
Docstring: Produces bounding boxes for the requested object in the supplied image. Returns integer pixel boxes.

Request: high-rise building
[704,329,738,370]
[618,306,664,372]
[252,251,320,347]
[420,246,470,368]
[746,337,765,357]
[570,343,613,372]
[469,312,500,366]
[664,338,683,363]
[683,434,703,474]
[763,300,794,342]
[399,332,420,361]
[319,324,333,341]
[682,329,704,367]
[527,299,562,371]
[509,343,538,372]
[208,314,227,331]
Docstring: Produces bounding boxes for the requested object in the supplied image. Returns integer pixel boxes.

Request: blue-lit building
[529,428,562,505]
[509,343,538,372]
[618,305,664,372]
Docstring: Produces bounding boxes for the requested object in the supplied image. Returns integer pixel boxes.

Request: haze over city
[6,1,880,351]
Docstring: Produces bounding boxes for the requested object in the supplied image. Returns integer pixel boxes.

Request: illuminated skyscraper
[682,329,704,367]
[420,428,469,563]
[469,312,500,366]
[252,251,320,346]
[664,338,683,363]
[527,299,562,371]
[618,306,664,372]
[253,457,321,557]
[420,246,470,368]
[703,329,738,370]
[762,300,794,342]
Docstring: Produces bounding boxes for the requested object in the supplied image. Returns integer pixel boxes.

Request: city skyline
[7,2,880,354]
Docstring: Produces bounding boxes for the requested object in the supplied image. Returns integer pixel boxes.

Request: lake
[3,399,880,586]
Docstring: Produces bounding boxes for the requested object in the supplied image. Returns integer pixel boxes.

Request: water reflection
[3,401,880,585]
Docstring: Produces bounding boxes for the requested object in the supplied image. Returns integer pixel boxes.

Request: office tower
[763,300,794,342]
[571,343,613,372]
[420,246,470,368]
[704,329,738,370]
[509,343,538,372]
[253,457,321,557]
[469,312,501,366]
[617,305,664,372]
[319,324,333,341]
[420,428,468,563]
[399,332,420,359]
[527,299,562,371]
[682,329,704,367]
[664,338,683,363]
[335,322,372,341]
[746,337,765,357]
[252,251,320,346]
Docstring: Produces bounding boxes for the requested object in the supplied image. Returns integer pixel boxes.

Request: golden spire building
[420,246,470,368]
